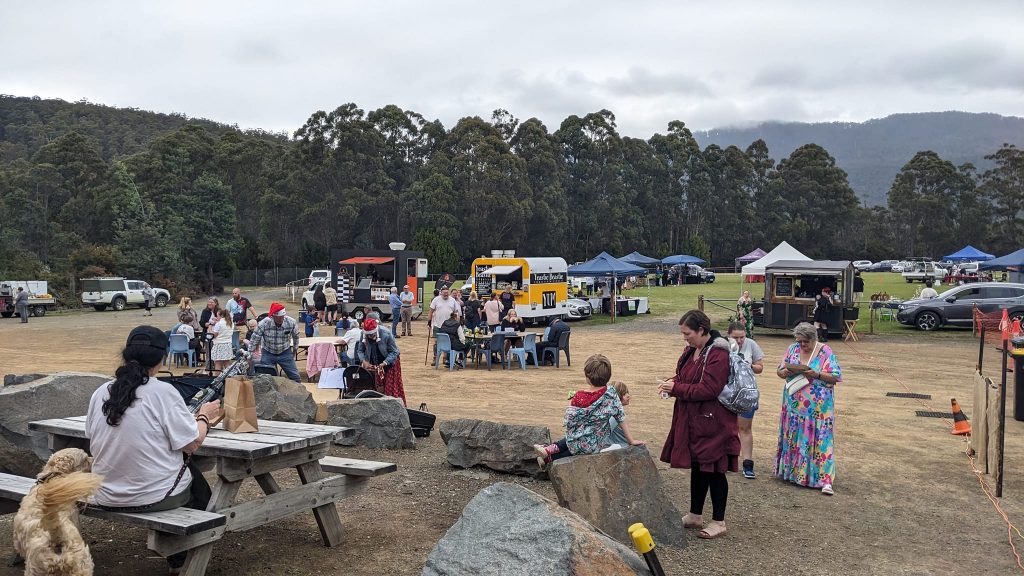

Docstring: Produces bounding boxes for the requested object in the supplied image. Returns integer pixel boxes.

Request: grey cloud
[604,67,713,98]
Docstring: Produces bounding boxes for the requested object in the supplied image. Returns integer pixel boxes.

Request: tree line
[0,97,1021,303]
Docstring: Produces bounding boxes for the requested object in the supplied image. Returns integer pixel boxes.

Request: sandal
[821,484,834,496]
[682,513,703,529]
[697,521,727,539]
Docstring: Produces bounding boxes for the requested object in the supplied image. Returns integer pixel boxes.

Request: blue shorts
[739,402,758,420]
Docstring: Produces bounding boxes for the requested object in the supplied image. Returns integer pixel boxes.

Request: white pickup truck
[81,277,170,311]
[901,262,948,284]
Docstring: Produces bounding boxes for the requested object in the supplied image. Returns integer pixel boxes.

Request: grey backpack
[718,350,760,414]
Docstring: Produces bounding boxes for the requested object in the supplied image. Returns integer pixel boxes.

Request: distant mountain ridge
[695,111,1024,206]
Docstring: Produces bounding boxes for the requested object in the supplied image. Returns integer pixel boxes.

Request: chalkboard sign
[775,277,794,297]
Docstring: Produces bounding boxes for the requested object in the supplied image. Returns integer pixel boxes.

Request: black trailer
[328,248,429,320]
[759,260,858,335]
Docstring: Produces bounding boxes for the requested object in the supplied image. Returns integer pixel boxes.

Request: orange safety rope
[841,340,1024,572]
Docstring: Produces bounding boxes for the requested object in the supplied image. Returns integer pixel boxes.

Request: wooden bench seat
[0,473,226,536]
[319,456,397,477]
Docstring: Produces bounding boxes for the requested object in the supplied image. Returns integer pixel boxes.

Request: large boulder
[324,397,415,449]
[422,482,650,576]
[439,419,550,476]
[549,446,686,548]
[252,374,317,423]
[3,374,46,387]
[0,372,111,475]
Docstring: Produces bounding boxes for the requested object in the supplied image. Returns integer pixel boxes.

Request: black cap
[126,325,168,352]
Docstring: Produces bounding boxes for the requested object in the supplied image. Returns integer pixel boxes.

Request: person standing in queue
[727,321,765,479]
[399,284,415,336]
[658,310,739,540]
[388,287,403,338]
[427,287,460,364]
[482,293,502,332]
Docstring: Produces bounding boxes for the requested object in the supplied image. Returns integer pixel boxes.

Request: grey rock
[549,446,686,548]
[324,398,415,449]
[252,374,317,423]
[0,372,111,474]
[3,374,46,387]
[439,418,550,476]
[422,482,650,576]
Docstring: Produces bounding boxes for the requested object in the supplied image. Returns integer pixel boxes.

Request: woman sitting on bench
[85,325,224,574]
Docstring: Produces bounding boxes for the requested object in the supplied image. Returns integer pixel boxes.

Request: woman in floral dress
[774,322,842,495]
[736,290,754,337]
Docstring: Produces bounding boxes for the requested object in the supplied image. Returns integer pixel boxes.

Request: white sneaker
[821,484,834,495]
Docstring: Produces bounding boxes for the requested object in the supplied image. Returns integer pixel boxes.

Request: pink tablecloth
[306,342,340,377]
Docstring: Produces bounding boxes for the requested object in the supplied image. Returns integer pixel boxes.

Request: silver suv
[896,282,1024,331]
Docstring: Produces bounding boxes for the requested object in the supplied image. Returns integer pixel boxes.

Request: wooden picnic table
[296,336,346,359]
[29,416,356,576]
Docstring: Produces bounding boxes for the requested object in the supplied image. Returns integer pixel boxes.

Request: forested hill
[0,95,287,162]
[696,112,1024,206]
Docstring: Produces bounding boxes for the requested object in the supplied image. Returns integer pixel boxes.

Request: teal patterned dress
[774,343,842,488]
[737,298,753,337]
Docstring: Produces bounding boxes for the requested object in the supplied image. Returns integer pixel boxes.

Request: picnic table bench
[0,417,397,576]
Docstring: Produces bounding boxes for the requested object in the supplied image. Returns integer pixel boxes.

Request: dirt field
[1,288,1021,575]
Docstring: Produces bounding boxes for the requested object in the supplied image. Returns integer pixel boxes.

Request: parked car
[852,260,873,270]
[692,265,716,283]
[564,298,593,321]
[865,260,898,272]
[307,269,330,287]
[896,282,1024,331]
[81,277,170,311]
[891,261,907,273]
[901,261,948,283]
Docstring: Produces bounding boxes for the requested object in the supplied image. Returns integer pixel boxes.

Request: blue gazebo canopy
[661,254,706,265]
[618,251,661,267]
[980,248,1024,270]
[568,252,646,278]
[944,245,995,262]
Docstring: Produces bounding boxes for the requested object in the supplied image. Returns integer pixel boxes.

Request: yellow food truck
[467,252,569,324]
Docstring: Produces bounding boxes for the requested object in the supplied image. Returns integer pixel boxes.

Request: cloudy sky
[2,1,1022,137]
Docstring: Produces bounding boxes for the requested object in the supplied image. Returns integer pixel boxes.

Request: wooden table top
[29,416,353,460]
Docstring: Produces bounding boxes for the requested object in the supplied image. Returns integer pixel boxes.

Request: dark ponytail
[102,343,164,426]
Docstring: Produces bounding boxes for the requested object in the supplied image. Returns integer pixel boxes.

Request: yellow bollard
[628,522,665,575]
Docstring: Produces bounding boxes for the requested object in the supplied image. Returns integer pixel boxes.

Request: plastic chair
[480,333,507,371]
[542,330,572,367]
[433,333,465,371]
[508,333,539,370]
[166,334,195,367]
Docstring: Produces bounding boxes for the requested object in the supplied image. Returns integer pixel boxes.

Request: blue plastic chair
[433,333,465,371]
[478,333,507,370]
[508,333,539,370]
[541,330,572,368]
[231,330,241,352]
[167,334,195,367]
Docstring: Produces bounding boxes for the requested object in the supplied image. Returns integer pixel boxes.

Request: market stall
[568,252,646,322]
[759,260,857,336]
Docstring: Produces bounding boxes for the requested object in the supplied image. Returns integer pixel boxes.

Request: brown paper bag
[223,377,259,433]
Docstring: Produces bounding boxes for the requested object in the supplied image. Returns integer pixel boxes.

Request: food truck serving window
[477,265,522,276]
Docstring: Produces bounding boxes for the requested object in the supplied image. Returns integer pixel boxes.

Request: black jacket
[542,319,570,345]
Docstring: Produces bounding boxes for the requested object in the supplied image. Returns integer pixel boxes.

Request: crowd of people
[134,281,844,552]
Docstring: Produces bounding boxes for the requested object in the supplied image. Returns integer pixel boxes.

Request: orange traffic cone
[951,398,971,436]
[1012,318,1022,338]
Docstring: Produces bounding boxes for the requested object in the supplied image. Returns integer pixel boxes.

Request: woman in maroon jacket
[658,309,739,540]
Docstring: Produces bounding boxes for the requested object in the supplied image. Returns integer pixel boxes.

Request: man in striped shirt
[249,302,301,382]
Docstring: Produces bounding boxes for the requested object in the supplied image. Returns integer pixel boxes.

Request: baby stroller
[341,366,377,399]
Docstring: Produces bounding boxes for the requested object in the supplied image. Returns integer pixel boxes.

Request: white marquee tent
[740,241,811,276]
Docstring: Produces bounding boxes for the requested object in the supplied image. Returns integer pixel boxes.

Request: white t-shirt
[212,318,233,343]
[85,378,198,507]
[430,296,459,329]
[341,326,362,354]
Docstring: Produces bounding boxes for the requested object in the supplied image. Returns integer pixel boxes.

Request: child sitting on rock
[534,355,644,466]
[602,381,636,451]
